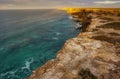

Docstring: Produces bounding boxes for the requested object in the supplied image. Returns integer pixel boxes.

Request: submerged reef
[28,8,120,79]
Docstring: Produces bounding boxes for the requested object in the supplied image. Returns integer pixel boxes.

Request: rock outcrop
[28,9,120,79]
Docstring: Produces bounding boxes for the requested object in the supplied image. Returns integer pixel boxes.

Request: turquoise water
[0,9,79,79]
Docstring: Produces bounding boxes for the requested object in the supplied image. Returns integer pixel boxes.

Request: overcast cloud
[0,0,120,9]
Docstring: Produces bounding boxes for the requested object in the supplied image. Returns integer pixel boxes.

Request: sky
[0,0,120,9]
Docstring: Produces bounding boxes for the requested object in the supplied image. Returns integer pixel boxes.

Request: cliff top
[28,9,120,79]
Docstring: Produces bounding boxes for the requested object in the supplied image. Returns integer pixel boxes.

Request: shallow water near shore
[0,9,79,79]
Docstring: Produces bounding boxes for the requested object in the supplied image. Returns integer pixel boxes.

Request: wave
[52,37,58,40]
[56,32,61,35]
[21,58,34,71]
[0,47,4,51]
[0,70,17,78]
[68,16,74,20]
[0,58,34,79]
[74,23,82,29]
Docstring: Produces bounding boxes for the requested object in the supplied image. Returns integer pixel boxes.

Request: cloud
[0,0,120,9]
[94,1,120,4]
[0,0,88,9]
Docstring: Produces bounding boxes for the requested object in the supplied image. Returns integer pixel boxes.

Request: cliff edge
[28,9,120,79]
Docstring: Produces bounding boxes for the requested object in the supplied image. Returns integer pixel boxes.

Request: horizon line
[0,7,120,10]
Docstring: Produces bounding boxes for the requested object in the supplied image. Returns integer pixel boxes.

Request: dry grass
[99,17,114,21]
[97,22,120,30]
[109,32,120,36]
[92,35,120,45]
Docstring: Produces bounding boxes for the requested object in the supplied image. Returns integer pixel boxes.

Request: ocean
[0,9,79,79]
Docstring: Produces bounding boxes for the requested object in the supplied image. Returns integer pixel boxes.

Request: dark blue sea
[0,9,79,79]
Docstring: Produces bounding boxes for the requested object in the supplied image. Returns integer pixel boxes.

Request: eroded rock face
[29,37,119,79]
[29,12,120,79]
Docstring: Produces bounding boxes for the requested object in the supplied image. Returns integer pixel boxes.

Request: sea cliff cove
[29,8,120,79]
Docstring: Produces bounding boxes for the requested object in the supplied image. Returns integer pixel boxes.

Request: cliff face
[29,10,120,79]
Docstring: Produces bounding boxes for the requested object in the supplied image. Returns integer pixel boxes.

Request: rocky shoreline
[28,9,120,79]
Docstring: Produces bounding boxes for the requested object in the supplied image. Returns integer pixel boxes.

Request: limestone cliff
[28,9,120,79]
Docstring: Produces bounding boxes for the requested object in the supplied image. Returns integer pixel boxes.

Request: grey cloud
[0,0,119,9]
